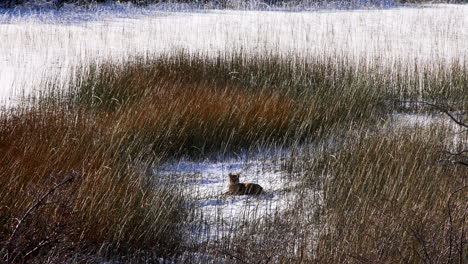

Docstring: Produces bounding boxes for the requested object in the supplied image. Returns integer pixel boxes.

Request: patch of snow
[388,112,467,148]
[391,112,465,129]
[154,156,304,242]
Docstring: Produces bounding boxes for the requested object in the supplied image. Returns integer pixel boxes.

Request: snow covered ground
[0,4,467,104]
[153,153,308,242]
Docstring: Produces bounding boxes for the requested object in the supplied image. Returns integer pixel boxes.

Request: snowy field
[0,4,467,104]
[153,150,313,243]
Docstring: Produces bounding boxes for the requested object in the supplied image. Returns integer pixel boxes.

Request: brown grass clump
[315,127,467,263]
[0,104,187,263]
[68,54,387,159]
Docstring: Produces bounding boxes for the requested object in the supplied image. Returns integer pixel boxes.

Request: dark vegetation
[1,52,466,262]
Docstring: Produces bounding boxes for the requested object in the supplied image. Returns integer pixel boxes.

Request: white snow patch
[154,157,303,242]
[391,112,466,130]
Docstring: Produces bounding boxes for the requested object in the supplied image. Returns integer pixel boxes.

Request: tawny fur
[226,173,263,195]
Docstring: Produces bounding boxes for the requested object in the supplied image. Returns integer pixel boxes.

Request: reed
[0,102,187,262]
[315,125,466,263]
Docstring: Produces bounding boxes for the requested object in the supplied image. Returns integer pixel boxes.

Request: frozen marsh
[0,4,467,103]
[0,3,466,262]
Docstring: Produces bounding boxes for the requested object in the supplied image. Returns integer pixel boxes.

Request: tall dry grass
[0,104,187,263]
[66,54,393,159]
[315,125,467,263]
[208,122,466,264]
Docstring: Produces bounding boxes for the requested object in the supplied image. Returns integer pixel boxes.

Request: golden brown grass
[66,54,390,159]
[0,105,187,263]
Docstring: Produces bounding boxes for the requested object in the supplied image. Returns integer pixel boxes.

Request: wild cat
[225,173,263,195]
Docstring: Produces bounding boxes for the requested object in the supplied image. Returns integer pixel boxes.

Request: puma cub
[226,173,263,195]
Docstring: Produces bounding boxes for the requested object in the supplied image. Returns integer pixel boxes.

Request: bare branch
[443,150,468,156]
[436,160,468,167]
[4,175,75,260]
[23,239,56,260]
[398,100,467,129]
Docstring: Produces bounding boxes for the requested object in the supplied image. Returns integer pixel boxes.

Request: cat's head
[228,173,240,184]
